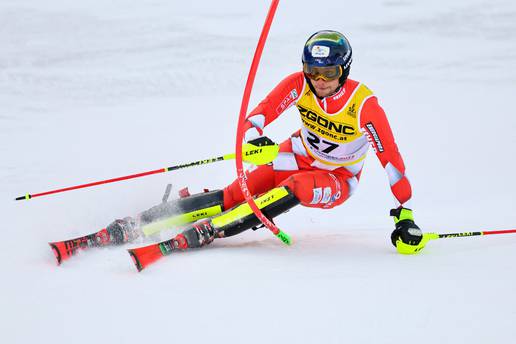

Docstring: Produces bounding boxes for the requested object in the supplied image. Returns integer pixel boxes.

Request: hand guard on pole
[241,137,279,166]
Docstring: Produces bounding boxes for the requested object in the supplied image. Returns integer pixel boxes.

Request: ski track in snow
[1,1,515,343]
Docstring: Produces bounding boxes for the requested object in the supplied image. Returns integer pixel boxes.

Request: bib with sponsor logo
[297,82,374,166]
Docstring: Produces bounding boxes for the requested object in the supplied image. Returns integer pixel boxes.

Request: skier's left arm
[360,97,425,254]
[360,97,411,206]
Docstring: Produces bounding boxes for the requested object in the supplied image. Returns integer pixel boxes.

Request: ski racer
[107,30,426,255]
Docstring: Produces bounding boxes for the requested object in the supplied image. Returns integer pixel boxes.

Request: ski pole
[400,228,516,254]
[14,142,279,201]
[426,228,516,241]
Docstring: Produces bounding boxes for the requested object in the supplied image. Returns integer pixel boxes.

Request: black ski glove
[390,207,423,247]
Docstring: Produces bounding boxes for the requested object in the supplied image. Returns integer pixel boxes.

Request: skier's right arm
[243,72,305,141]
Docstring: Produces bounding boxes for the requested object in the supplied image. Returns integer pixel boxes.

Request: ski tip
[49,243,62,265]
[128,249,144,272]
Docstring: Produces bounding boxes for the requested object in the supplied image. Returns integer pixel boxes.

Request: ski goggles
[303,63,342,81]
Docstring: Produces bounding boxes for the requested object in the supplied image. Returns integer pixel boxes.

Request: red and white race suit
[223,72,412,210]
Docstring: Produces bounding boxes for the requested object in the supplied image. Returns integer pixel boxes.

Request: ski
[127,235,187,272]
[49,218,138,265]
[49,228,111,265]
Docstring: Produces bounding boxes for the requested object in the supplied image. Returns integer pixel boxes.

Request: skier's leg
[175,186,300,248]
[105,161,284,243]
[104,189,226,242]
[171,170,358,249]
[278,170,353,209]
[177,168,356,249]
[105,167,354,245]
[222,137,306,209]
[222,151,355,211]
[222,163,287,209]
[137,189,225,236]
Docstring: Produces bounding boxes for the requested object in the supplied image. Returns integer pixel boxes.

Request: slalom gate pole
[235,0,291,246]
[14,142,279,201]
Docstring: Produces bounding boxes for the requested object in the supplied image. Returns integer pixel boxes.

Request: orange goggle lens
[303,64,342,81]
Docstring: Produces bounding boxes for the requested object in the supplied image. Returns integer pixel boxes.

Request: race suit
[223,71,412,210]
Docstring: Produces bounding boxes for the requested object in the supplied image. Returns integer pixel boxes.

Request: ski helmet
[302,30,352,86]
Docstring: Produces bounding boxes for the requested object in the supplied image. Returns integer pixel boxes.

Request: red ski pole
[15,158,228,201]
[430,228,516,239]
[235,0,291,245]
[15,143,279,201]
[398,228,516,254]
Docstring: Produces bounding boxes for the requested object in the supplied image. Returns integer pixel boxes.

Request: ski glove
[390,207,425,254]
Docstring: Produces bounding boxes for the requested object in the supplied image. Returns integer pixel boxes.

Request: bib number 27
[306,132,338,153]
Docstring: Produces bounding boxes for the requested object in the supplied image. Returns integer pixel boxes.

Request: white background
[1,0,515,343]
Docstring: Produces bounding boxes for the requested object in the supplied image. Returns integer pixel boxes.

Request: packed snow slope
[1,1,515,343]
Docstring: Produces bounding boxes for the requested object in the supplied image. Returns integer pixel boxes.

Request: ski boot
[49,217,140,265]
[105,217,140,244]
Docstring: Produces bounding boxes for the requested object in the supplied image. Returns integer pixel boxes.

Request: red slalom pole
[235,0,291,245]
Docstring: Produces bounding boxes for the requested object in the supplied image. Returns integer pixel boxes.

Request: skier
[106,30,425,255]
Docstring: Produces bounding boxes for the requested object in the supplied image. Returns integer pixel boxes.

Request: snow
[1,0,516,343]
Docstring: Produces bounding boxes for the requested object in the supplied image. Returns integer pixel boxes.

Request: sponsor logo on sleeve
[276,89,299,114]
[365,122,384,153]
